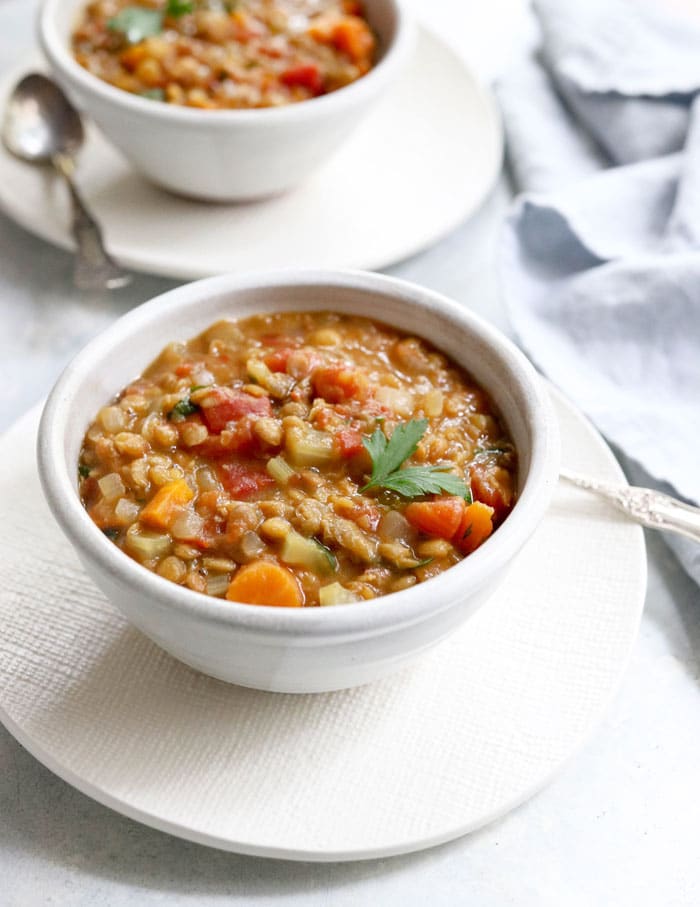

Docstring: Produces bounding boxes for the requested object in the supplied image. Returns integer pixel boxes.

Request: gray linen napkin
[498,0,700,585]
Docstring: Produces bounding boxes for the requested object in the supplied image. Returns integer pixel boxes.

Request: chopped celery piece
[266,455,295,486]
[125,524,171,561]
[246,358,294,398]
[286,426,337,467]
[319,582,361,606]
[280,530,337,576]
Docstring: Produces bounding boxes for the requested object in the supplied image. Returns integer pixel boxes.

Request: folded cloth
[498,0,700,586]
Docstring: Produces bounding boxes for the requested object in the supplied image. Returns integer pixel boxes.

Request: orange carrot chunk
[404,497,466,540]
[226,561,304,608]
[453,502,495,555]
[140,479,194,532]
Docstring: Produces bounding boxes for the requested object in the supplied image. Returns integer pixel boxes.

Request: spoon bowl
[2,72,84,162]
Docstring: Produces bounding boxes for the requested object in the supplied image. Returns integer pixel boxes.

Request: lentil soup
[71,0,377,109]
[79,312,517,607]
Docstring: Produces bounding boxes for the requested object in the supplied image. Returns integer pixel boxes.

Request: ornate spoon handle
[53,152,131,291]
[560,469,700,544]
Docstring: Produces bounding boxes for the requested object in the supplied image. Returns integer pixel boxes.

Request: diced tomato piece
[280,64,323,95]
[264,348,295,372]
[453,502,495,554]
[312,365,368,404]
[404,497,466,540]
[470,465,515,523]
[199,387,272,433]
[286,348,323,379]
[175,361,194,377]
[193,417,260,458]
[332,18,374,63]
[335,428,365,458]
[217,462,275,500]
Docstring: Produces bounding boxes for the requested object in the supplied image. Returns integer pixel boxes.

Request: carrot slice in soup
[226,561,304,607]
[404,497,466,540]
[453,502,495,554]
[140,479,194,532]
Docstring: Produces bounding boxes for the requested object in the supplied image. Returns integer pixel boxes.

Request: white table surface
[1,1,699,904]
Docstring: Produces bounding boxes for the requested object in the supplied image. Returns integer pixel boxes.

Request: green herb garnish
[140,88,166,101]
[165,0,195,16]
[102,528,120,541]
[167,397,199,421]
[361,419,470,499]
[313,538,338,573]
[107,7,163,43]
[78,464,91,478]
[411,557,433,569]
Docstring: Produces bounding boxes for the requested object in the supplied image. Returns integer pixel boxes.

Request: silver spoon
[560,468,700,544]
[2,73,131,290]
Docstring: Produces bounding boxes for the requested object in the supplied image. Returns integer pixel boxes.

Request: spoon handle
[560,468,700,544]
[52,153,131,291]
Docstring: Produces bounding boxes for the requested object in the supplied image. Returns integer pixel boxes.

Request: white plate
[0,389,646,861]
[0,29,502,280]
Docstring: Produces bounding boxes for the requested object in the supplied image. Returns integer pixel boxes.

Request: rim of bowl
[38,0,414,127]
[38,270,560,643]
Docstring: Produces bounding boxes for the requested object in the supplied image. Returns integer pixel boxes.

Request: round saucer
[0,389,645,861]
[0,29,502,279]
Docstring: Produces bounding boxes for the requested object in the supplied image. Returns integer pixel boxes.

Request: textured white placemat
[0,392,646,861]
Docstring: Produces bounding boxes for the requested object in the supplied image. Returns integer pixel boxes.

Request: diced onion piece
[319,582,361,606]
[196,466,221,492]
[375,386,414,417]
[125,524,172,561]
[422,389,444,418]
[170,509,205,541]
[191,368,215,387]
[378,510,416,545]
[266,455,295,486]
[98,472,125,502]
[206,573,231,597]
[286,426,337,467]
[239,530,266,561]
[114,497,141,524]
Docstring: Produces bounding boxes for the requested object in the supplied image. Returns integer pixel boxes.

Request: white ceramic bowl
[38,0,413,201]
[38,270,560,693]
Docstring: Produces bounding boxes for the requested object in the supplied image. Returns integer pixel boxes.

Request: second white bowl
[39,0,413,201]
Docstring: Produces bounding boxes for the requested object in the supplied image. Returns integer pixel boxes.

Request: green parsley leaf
[107,7,163,44]
[165,0,194,16]
[373,466,470,498]
[139,88,166,102]
[362,419,426,488]
[102,528,120,541]
[167,397,199,421]
[361,419,470,499]
[78,464,91,478]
